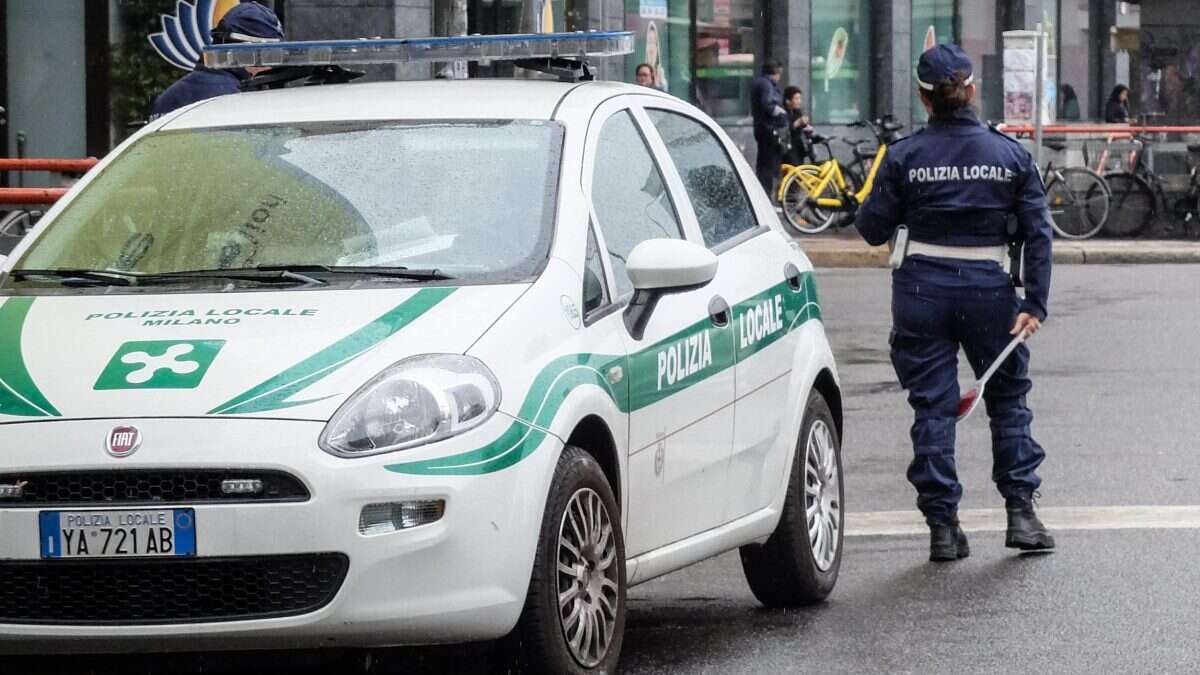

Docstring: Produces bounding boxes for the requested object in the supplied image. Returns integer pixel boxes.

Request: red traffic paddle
[957,331,1028,422]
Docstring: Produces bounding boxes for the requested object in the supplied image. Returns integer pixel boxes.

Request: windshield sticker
[209,287,456,415]
[0,298,61,418]
[86,307,319,328]
[95,340,226,390]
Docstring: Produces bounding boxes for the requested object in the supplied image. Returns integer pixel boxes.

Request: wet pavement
[9,265,1200,674]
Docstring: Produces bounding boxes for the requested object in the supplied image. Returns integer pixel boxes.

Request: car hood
[0,284,526,423]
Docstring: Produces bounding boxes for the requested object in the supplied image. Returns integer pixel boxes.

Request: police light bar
[203,31,634,70]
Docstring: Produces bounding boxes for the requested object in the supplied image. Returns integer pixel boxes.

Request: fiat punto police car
[0,33,844,673]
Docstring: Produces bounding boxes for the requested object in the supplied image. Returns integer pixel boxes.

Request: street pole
[450,0,468,79]
[1033,23,1044,172]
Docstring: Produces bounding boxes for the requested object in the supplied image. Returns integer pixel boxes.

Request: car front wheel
[512,446,626,674]
[739,389,843,607]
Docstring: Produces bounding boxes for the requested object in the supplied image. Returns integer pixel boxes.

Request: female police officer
[855,44,1055,562]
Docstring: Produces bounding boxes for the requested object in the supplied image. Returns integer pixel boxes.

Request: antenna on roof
[206,31,634,84]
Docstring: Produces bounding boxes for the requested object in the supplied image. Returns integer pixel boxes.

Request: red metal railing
[0,158,98,174]
[0,157,97,205]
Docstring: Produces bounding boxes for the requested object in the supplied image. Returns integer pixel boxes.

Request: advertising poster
[1002,30,1054,125]
[626,0,669,91]
[810,1,869,124]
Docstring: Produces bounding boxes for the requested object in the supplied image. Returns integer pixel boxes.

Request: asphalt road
[11,265,1200,674]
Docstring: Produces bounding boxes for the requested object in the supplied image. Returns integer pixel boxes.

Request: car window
[646,109,758,248]
[590,111,683,297]
[582,225,610,316]
[7,121,561,289]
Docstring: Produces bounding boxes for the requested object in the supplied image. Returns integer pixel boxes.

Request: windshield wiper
[146,267,327,286]
[253,265,455,281]
[7,269,137,286]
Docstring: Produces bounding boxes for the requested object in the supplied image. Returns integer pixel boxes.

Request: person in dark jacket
[854,44,1056,562]
[1104,85,1132,123]
[750,60,788,196]
[782,85,813,165]
[150,2,285,120]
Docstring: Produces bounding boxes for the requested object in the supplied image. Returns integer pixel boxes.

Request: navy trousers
[889,282,1045,526]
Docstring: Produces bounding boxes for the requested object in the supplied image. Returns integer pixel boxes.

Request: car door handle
[784,262,803,290]
[708,296,730,327]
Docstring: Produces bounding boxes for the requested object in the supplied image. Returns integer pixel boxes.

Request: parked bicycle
[1039,141,1111,240]
[1090,133,1169,238]
[778,115,904,235]
[1173,144,1200,238]
[0,208,40,256]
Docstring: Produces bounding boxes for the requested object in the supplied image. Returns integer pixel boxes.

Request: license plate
[39,509,196,559]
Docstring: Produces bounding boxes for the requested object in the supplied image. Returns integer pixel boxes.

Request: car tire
[511,446,626,674]
[739,390,843,607]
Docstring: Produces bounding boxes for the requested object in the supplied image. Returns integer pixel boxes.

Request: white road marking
[846,505,1200,537]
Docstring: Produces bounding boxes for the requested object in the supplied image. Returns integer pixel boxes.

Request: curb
[799,243,1200,267]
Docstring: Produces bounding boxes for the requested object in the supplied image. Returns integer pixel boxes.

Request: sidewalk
[794,231,1200,267]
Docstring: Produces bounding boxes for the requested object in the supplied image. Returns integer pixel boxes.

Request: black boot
[1006,493,1056,551]
[929,523,970,562]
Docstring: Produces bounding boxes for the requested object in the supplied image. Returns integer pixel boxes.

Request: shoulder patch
[888,127,923,148]
[986,122,1024,146]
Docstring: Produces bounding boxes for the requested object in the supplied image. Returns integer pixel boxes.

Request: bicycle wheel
[780,167,842,235]
[1103,172,1155,237]
[1045,168,1109,239]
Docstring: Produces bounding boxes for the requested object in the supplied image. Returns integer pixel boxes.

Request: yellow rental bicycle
[778,116,905,235]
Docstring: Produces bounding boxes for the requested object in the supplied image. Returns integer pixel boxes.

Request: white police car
[0,33,844,673]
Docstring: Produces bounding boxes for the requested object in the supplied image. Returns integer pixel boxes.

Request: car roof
[161,79,659,129]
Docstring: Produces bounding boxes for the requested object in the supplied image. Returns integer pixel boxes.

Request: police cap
[917,43,973,91]
[213,2,285,44]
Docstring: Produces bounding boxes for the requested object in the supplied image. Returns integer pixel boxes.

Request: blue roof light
[203,31,634,70]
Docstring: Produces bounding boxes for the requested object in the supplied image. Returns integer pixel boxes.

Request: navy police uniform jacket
[855,108,1053,320]
[149,67,249,120]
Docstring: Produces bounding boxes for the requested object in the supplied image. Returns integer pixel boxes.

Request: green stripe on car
[0,298,61,418]
[210,287,456,415]
[387,274,820,476]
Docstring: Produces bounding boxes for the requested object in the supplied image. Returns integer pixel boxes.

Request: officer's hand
[1011,312,1042,337]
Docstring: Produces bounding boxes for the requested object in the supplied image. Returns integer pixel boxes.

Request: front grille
[0,553,349,624]
[0,469,309,507]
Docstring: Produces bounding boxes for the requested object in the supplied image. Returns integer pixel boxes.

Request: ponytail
[923,72,972,119]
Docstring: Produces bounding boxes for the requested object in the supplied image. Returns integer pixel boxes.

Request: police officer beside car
[150,2,285,119]
[855,44,1056,562]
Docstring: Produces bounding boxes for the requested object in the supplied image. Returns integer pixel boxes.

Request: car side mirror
[623,238,718,340]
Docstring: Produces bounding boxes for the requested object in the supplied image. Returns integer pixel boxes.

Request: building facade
[1,0,1198,181]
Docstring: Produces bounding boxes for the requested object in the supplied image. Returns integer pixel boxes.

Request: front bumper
[0,414,561,653]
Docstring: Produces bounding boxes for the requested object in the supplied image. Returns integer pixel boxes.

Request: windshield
[5,120,562,290]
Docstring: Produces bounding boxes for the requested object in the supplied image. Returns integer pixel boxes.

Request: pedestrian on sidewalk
[149,3,285,120]
[1104,85,1132,124]
[853,44,1056,562]
[782,85,814,166]
[750,60,788,197]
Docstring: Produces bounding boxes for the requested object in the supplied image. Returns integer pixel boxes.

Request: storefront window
[1057,0,1091,120]
[911,0,958,123]
[957,0,999,121]
[810,0,871,124]
[693,0,756,122]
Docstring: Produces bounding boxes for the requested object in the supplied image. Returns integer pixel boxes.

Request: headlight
[319,354,501,457]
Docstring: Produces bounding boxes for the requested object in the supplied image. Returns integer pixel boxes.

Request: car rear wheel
[512,446,626,674]
[739,389,843,607]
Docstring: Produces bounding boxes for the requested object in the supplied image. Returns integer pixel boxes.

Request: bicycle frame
[808,144,888,209]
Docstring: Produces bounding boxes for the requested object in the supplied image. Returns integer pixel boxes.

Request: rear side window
[590,111,683,297]
[646,109,757,248]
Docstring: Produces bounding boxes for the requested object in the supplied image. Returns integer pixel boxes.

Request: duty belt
[906,241,1007,265]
